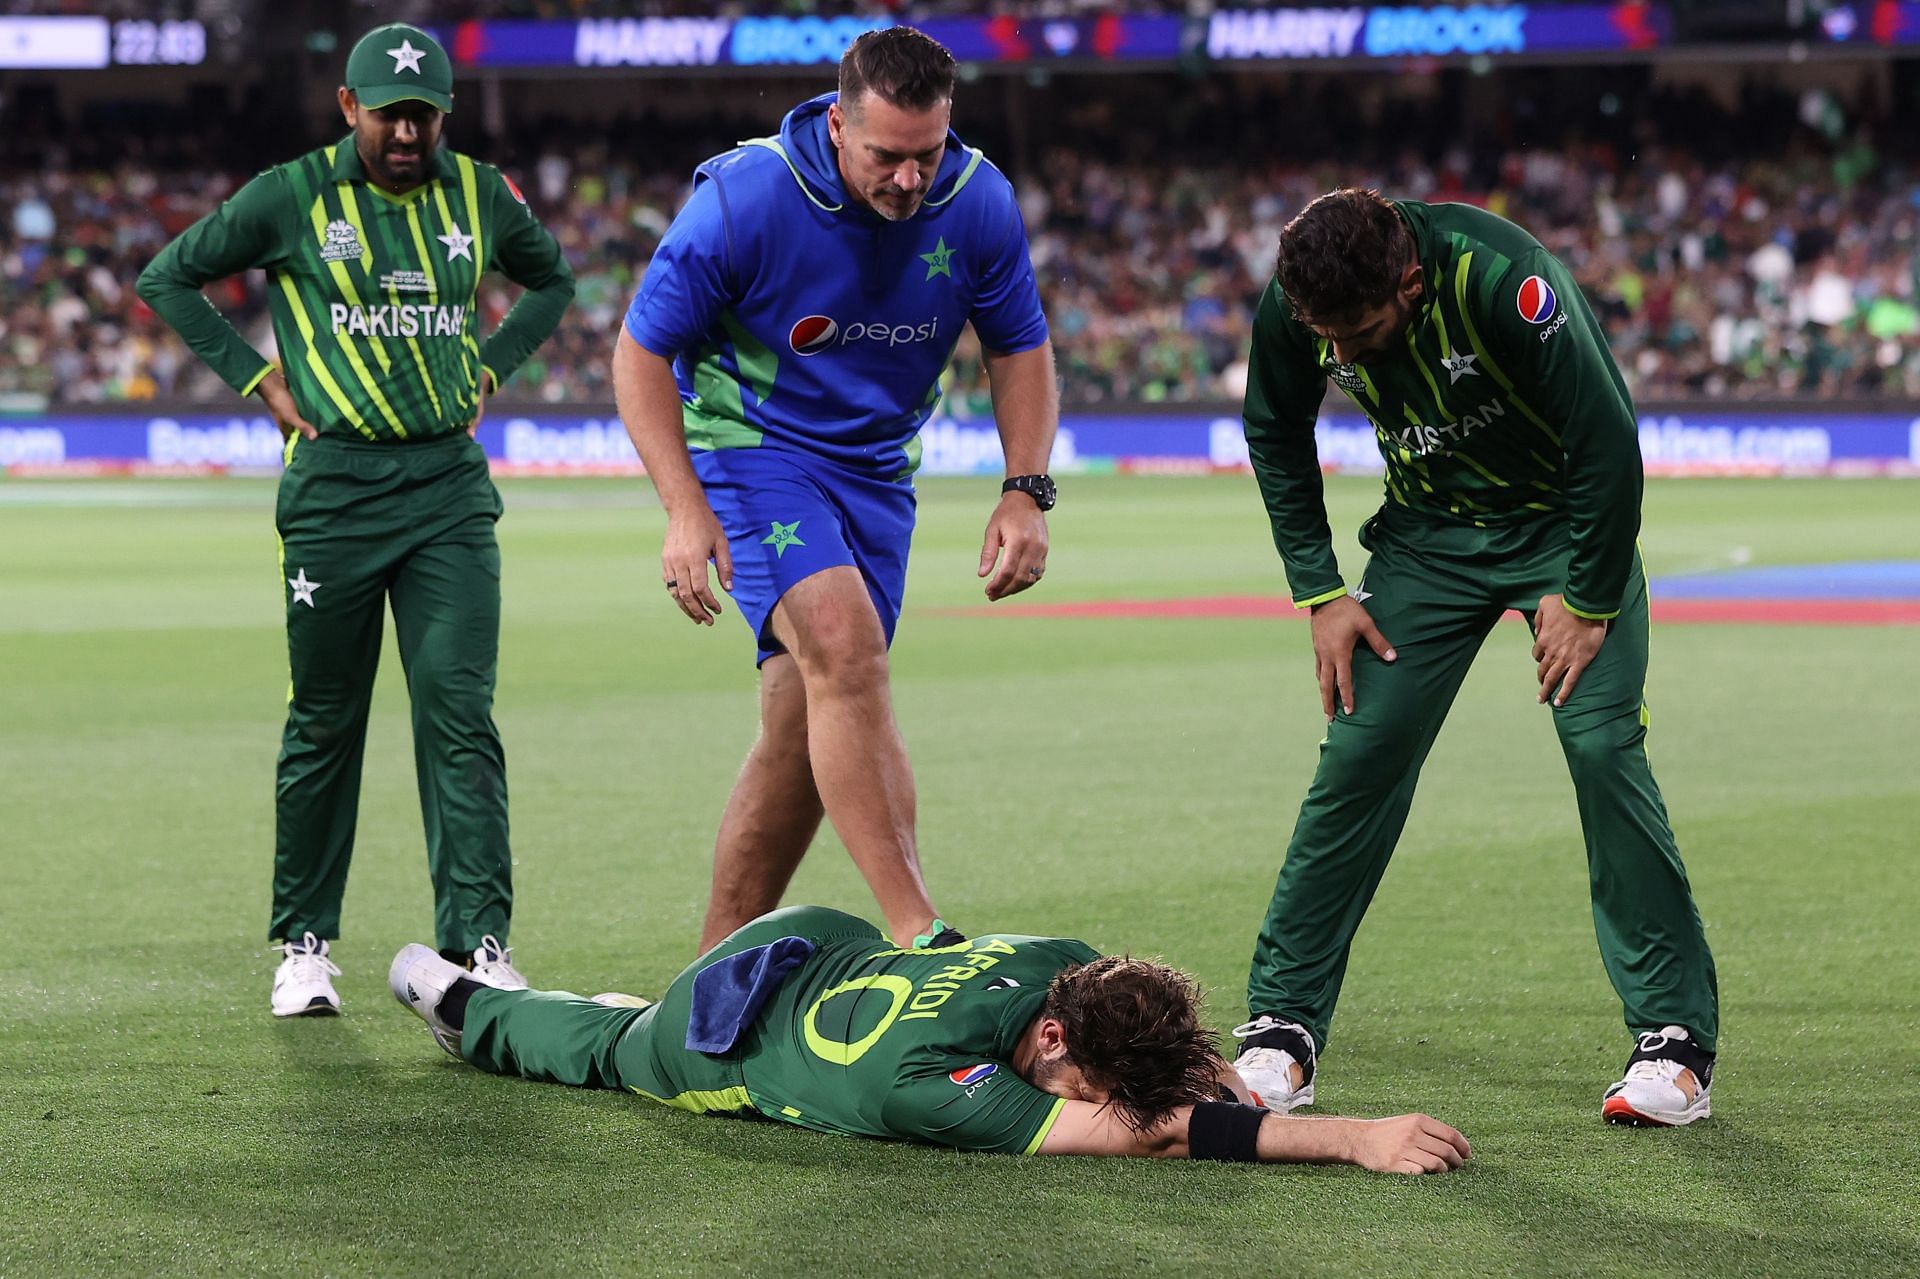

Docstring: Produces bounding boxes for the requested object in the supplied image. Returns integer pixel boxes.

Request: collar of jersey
[738,136,984,216]
[329,136,458,201]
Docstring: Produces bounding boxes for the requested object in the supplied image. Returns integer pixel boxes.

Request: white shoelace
[1232,1016,1290,1039]
[473,934,524,985]
[1622,1057,1688,1085]
[274,932,341,984]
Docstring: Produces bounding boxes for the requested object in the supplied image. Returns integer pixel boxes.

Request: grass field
[3,473,1917,1277]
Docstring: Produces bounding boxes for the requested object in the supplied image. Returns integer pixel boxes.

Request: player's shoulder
[1252,276,1315,347]
[1414,200,1547,258]
[934,145,1020,225]
[1415,201,1555,291]
[971,934,1102,967]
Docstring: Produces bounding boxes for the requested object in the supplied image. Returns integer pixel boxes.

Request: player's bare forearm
[982,340,1058,475]
[613,329,733,622]
[612,330,708,515]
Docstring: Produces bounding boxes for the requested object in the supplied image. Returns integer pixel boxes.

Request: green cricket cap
[344,23,453,114]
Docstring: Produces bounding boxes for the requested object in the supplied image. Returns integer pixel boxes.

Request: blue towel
[686,936,816,1054]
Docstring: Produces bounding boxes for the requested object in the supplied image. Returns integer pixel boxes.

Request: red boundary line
[936,596,1920,626]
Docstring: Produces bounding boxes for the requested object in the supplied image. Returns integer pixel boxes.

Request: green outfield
[2,474,1916,1277]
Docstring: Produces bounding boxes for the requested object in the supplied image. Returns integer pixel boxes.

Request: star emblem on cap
[388,39,426,75]
[437,223,474,262]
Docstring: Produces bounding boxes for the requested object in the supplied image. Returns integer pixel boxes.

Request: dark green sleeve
[134,170,287,397]
[881,1061,1067,1154]
[1242,280,1344,608]
[477,166,574,390]
[1488,250,1641,619]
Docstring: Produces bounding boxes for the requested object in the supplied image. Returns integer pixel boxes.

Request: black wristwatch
[1002,473,1057,511]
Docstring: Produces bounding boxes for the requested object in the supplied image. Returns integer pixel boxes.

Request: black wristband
[1188,1100,1266,1162]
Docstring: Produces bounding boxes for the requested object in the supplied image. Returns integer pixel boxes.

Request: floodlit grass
[3,474,1916,1276]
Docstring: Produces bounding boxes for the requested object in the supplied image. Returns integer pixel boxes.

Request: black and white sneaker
[389,944,470,1058]
[1230,1015,1317,1112]
[1603,1025,1714,1126]
[270,932,342,1018]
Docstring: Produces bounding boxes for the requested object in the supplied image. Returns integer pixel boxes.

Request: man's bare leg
[698,653,825,952]
[766,566,938,947]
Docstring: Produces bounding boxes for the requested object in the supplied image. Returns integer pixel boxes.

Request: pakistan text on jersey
[328,303,469,338]
[1390,396,1511,457]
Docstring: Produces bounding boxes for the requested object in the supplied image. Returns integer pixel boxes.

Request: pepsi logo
[789,315,839,356]
[948,1063,997,1087]
[1516,275,1557,325]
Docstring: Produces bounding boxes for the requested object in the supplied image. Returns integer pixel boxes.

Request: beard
[868,186,924,222]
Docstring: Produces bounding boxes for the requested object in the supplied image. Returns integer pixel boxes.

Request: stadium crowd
[6,76,1918,409]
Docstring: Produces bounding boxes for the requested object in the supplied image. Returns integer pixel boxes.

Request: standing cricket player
[136,23,574,1016]
[613,28,1058,953]
[1232,189,1719,1126]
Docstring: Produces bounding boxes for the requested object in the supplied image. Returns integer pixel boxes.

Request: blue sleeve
[967,178,1048,355]
[623,176,732,359]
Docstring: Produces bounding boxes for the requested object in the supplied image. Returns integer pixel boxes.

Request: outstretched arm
[1035,1100,1470,1174]
[977,340,1056,601]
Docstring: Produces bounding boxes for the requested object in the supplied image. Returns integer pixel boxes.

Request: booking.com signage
[3,409,1916,477]
[1204,4,1665,61]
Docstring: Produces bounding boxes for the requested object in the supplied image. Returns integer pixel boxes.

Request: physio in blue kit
[613,27,1060,952]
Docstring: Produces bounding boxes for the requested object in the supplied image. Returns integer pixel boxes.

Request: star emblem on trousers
[289,568,322,607]
[919,236,954,281]
[761,520,805,558]
[388,39,426,74]
[437,223,474,262]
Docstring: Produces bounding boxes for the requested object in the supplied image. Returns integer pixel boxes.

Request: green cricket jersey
[1243,200,1641,620]
[736,932,1099,1154]
[138,137,573,441]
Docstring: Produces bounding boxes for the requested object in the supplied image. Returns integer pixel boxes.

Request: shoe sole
[1602,1094,1711,1126]
[272,997,340,1018]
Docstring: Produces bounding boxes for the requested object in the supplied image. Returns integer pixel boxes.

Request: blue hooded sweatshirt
[623,92,1049,479]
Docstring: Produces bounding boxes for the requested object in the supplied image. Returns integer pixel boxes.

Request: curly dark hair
[1042,956,1221,1133]
[1274,187,1415,326]
[838,27,956,116]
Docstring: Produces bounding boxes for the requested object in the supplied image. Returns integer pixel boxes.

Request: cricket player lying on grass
[391,906,1469,1172]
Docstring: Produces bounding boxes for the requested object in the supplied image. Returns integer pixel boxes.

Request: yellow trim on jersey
[628,1084,753,1115]
[308,194,416,441]
[239,363,276,398]
[273,274,375,439]
[1023,1097,1068,1155]
[276,530,294,704]
[1293,586,1348,610]
[1561,599,1619,621]
[455,155,487,271]
[364,181,433,206]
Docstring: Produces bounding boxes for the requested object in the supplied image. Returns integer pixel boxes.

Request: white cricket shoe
[270,932,342,1018]
[389,943,470,1057]
[470,934,527,990]
[1230,1015,1317,1113]
[1603,1025,1714,1126]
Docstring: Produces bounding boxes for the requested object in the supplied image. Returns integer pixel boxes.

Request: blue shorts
[694,447,916,666]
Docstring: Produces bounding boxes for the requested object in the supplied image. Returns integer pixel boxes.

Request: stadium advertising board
[436,15,1182,69]
[5,409,1914,478]
[1204,4,1666,61]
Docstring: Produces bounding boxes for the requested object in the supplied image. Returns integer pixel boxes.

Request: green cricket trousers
[1247,508,1719,1052]
[270,432,510,953]
[459,907,878,1111]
